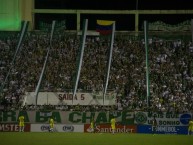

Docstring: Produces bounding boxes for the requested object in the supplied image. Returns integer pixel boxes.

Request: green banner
[0,111,134,125]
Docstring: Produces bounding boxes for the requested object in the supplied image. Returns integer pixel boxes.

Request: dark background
[34,0,193,30]
[35,0,193,10]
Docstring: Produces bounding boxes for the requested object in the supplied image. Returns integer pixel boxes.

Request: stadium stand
[0,29,193,113]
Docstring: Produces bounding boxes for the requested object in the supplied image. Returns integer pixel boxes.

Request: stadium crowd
[0,30,193,113]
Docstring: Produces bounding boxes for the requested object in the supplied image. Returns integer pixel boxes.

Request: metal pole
[144,21,150,107]
[72,19,88,105]
[34,20,56,106]
[103,22,115,105]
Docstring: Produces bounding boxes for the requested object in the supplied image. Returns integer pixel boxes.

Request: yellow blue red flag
[96,20,115,35]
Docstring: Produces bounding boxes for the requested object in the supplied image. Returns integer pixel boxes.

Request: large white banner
[31,124,84,132]
[24,91,116,105]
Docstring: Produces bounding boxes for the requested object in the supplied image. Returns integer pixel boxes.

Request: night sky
[34,0,193,30]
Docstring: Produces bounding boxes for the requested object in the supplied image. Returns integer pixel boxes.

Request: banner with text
[137,125,188,134]
[84,124,136,133]
[134,112,192,126]
[24,92,116,105]
[0,123,30,132]
[31,124,84,132]
[0,111,134,125]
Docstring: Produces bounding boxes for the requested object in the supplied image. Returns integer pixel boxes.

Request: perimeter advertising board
[137,125,188,134]
[84,124,137,133]
[134,112,192,126]
[31,124,84,132]
[0,123,30,132]
[134,112,191,134]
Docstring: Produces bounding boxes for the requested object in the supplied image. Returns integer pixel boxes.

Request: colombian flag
[96,20,115,35]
